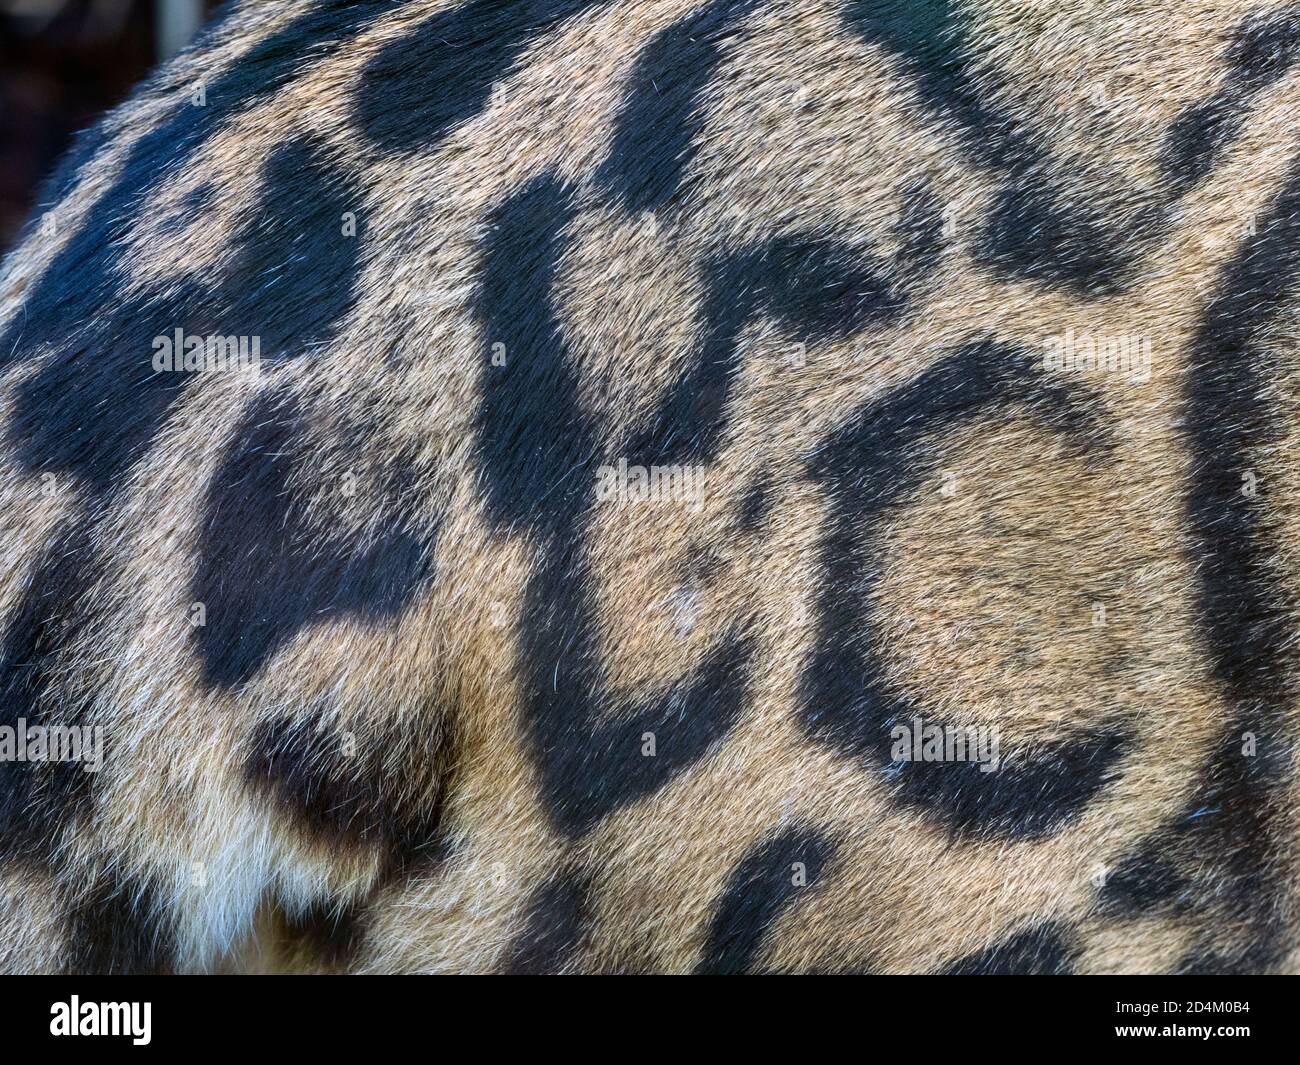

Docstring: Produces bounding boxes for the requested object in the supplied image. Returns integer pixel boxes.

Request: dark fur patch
[696,827,836,974]
[0,527,102,861]
[1159,722,1292,973]
[474,174,757,836]
[7,288,195,494]
[1175,158,1300,967]
[890,731,1127,841]
[474,173,599,536]
[64,870,175,975]
[503,873,592,974]
[1,1,388,490]
[736,479,771,533]
[474,172,755,835]
[845,0,1284,296]
[1098,842,1189,917]
[761,234,924,337]
[627,218,938,468]
[1088,155,1300,974]
[942,922,1076,975]
[1098,724,1288,973]
[9,134,361,495]
[357,0,610,153]
[1177,948,1266,976]
[194,388,435,688]
[594,0,764,214]
[244,705,450,865]
[847,0,1133,294]
[1162,7,1300,194]
[1183,164,1300,710]
[976,188,1146,299]
[1230,5,1300,86]
[216,135,366,359]
[475,174,938,524]
[281,900,365,970]
[622,249,768,467]
[846,0,1018,167]
[2,0,393,370]
[520,548,755,837]
[799,338,1124,840]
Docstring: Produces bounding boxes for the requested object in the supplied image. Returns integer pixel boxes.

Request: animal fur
[1,0,1299,974]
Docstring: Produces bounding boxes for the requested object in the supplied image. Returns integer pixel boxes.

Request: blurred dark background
[0,0,219,251]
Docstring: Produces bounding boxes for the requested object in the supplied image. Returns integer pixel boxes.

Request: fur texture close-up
[0,0,1298,977]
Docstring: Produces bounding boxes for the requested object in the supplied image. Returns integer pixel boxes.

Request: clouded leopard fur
[1,0,1299,974]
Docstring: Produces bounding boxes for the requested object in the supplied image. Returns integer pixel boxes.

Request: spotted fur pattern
[1,0,1299,974]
